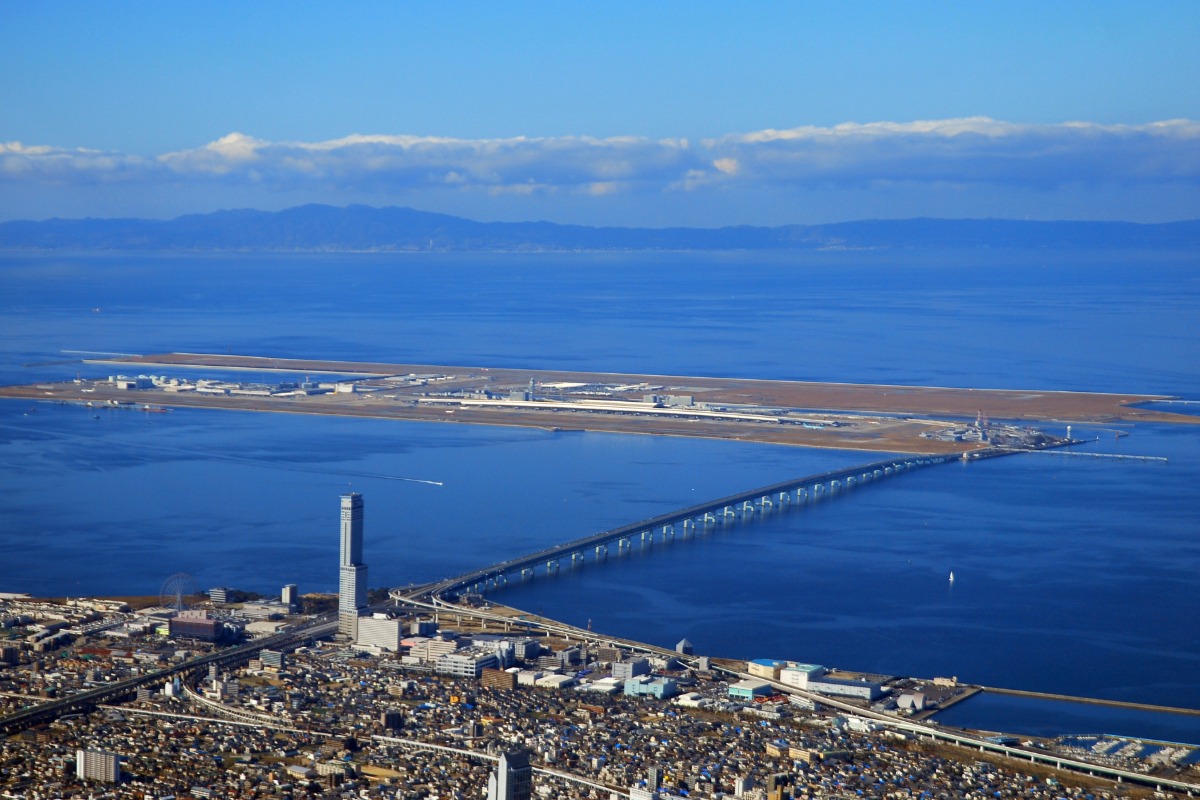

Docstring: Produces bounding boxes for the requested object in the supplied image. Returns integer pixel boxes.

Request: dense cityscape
[2,492,1197,799]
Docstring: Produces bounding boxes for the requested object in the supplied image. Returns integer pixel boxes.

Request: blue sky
[2,2,1198,225]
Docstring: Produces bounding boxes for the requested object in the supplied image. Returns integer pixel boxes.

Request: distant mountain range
[1,204,1197,251]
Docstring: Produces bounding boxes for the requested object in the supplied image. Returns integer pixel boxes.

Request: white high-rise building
[76,749,120,783]
[338,492,367,638]
[356,615,404,651]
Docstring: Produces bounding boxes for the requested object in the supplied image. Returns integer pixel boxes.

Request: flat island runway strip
[2,352,1193,455]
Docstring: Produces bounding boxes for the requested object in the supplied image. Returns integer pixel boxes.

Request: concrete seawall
[981,685,1200,717]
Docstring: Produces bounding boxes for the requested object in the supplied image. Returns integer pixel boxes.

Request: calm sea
[1,249,1197,741]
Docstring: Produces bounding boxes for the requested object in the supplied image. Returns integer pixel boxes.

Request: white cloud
[0,141,149,182]
[712,157,739,175]
[2,119,1197,220]
[583,182,621,196]
[706,118,1200,187]
[158,132,270,175]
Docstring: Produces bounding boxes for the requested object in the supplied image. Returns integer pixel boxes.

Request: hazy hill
[1,204,1197,251]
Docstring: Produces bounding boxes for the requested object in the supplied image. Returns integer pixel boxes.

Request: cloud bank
[3,119,1198,222]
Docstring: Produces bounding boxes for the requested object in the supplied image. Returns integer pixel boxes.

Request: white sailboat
[948,570,955,584]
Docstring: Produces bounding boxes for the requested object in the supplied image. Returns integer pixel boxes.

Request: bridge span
[426,453,961,600]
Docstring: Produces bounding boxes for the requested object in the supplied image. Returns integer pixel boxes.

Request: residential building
[76,749,120,783]
[481,667,517,691]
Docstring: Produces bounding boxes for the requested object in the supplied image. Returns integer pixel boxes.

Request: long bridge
[425,453,960,601]
[0,451,964,738]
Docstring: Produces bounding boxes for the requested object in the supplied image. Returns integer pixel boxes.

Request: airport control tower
[338,492,368,638]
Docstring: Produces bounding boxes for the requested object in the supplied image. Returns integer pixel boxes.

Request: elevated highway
[0,617,336,736]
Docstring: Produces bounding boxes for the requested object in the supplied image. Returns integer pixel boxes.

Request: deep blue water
[1,249,1197,741]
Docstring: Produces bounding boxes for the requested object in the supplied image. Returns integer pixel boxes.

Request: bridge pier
[662,523,674,540]
[546,559,559,574]
[571,551,583,566]
[521,568,533,580]
[595,544,608,559]
[741,500,755,515]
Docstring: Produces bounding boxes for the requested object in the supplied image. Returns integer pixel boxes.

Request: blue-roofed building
[728,679,774,701]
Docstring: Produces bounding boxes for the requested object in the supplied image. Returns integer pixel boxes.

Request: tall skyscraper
[338,492,367,638]
[486,750,532,800]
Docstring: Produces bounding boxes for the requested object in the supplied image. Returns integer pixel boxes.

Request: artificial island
[4,351,1194,455]
[2,353,1198,798]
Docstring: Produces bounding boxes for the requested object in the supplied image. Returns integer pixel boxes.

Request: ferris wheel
[159,572,198,612]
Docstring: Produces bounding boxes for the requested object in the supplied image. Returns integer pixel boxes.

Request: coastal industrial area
[2,354,1199,798]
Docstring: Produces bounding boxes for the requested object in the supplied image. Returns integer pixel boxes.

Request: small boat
[949,570,955,583]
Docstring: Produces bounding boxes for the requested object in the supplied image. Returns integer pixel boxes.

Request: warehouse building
[728,679,774,701]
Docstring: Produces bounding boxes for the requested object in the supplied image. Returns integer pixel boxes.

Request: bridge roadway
[427,453,958,598]
[0,616,337,736]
